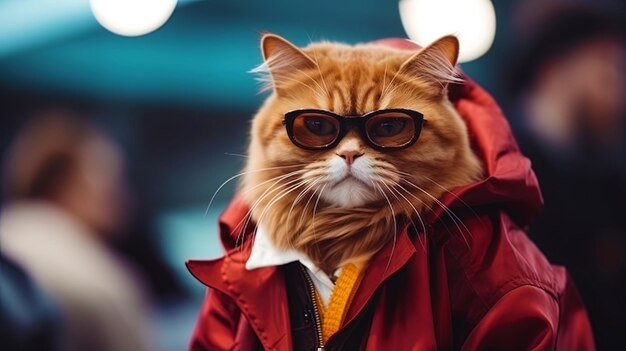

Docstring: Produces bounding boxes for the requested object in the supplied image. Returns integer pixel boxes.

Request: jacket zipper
[300,265,325,351]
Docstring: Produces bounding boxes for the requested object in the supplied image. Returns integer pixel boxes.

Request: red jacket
[186,45,595,351]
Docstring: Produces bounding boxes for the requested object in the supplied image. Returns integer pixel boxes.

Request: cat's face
[241,34,482,270]
[245,34,481,210]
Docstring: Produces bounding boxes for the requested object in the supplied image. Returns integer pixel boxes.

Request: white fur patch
[320,155,381,208]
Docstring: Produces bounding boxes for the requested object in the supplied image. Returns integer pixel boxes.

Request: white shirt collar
[245,225,336,304]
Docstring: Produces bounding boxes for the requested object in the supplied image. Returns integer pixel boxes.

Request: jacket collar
[245,224,336,305]
[245,225,309,270]
[187,196,417,351]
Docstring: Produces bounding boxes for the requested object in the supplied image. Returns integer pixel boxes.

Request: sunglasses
[283,109,426,151]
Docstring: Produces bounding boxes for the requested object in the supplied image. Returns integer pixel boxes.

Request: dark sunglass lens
[370,119,406,137]
[305,116,337,136]
[366,112,416,148]
[292,113,339,148]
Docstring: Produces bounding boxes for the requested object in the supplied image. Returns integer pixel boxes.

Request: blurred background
[0,0,624,350]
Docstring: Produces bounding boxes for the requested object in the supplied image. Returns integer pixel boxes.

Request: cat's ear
[398,35,462,95]
[255,33,316,94]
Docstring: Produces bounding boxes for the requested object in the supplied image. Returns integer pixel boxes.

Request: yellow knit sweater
[315,263,363,342]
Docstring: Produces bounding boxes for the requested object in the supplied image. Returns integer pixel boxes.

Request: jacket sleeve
[461,286,559,351]
[189,288,242,351]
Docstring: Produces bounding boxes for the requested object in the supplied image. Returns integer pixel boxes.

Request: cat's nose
[336,150,364,166]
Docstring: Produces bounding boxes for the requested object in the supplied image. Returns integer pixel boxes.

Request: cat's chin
[320,177,381,208]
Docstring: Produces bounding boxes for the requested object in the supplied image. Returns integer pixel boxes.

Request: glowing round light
[399,0,496,62]
[90,0,177,37]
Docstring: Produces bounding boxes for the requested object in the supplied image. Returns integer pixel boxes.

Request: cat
[240,33,483,275]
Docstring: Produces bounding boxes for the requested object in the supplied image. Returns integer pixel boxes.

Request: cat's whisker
[239,176,303,230]
[400,178,472,248]
[293,179,321,206]
[311,50,331,99]
[301,168,328,179]
[223,152,249,158]
[396,177,457,223]
[234,175,305,248]
[285,190,310,248]
[239,170,304,199]
[311,183,327,259]
[380,68,401,100]
[298,179,326,228]
[381,60,389,101]
[242,178,308,251]
[245,180,307,253]
[393,182,434,212]
[229,170,305,242]
[420,174,483,225]
[288,65,328,100]
[373,181,397,276]
[205,164,306,217]
[382,76,433,100]
[387,60,462,97]
[234,181,290,250]
[382,79,414,98]
[273,72,325,100]
[393,182,448,241]
[286,178,323,245]
[394,183,454,252]
[386,56,461,96]
[374,169,402,186]
[370,160,398,172]
[256,180,307,233]
[384,183,427,252]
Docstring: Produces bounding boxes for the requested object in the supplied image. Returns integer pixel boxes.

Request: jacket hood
[373,38,543,228]
[438,74,543,227]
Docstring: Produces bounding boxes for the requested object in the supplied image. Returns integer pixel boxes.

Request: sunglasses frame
[283,108,426,151]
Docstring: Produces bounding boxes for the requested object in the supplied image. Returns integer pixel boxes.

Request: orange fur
[241,34,483,274]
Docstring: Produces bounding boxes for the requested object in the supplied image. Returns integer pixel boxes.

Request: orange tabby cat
[241,34,483,274]
[188,33,595,351]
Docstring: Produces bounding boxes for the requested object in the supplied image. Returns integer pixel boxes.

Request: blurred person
[0,112,153,351]
[506,3,626,349]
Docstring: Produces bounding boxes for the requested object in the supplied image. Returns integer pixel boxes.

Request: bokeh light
[90,0,177,37]
[399,0,496,62]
